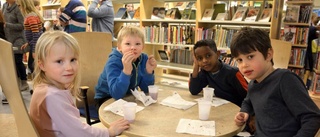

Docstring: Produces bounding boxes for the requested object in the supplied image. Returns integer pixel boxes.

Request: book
[284,5,300,23]
[115,8,127,19]
[158,50,169,61]
[283,26,297,43]
[151,7,166,19]
[133,7,140,19]
[169,8,181,19]
[186,2,195,9]
[181,8,192,20]
[212,3,226,21]
[165,8,173,19]
[232,7,248,21]
[258,8,272,22]
[189,10,196,20]
[202,9,214,20]
[244,7,260,22]
[215,13,227,21]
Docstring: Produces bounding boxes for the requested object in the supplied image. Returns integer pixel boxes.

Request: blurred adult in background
[52,7,64,30]
[0,2,5,40]
[59,0,87,33]
[87,0,114,36]
[125,4,134,18]
[2,0,29,91]
[17,0,44,76]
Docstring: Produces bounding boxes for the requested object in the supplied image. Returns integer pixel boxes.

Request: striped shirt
[59,0,87,33]
[24,12,43,53]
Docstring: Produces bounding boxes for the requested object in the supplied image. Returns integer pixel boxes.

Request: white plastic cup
[123,102,137,123]
[148,85,159,100]
[198,100,212,120]
[203,87,214,101]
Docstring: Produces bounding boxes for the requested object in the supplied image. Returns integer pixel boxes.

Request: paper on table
[103,99,144,116]
[160,91,196,110]
[195,97,230,107]
[131,89,157,106]
[176,118,215,136]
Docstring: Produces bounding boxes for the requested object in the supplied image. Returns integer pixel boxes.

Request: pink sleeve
[46,88,109,137]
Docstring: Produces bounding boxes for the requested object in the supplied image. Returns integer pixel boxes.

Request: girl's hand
[234,112,249,126]
[109,118,130,137]
[122,51,135,75]
[146,55,157,74]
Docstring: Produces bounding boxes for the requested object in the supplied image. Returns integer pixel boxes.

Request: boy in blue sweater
[232,27,320,136]
[189,39,248,107]
[94,25,157,108]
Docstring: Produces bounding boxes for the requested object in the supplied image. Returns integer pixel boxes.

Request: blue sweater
[95,48,155,100]
[189,60,248,107]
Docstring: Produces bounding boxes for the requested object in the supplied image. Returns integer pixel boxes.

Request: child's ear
[216,50,221,57]
[38,61,45,71]
[267,48,274,61]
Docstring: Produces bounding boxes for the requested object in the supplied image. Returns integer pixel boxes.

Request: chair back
[0,39,39,137]
[271,39,292,69]
[70,32,112,107]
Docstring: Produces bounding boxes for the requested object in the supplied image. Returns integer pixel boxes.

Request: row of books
[169,48,194,65]
[142,24,195,45]
[284,5,312,23]
[289,48,306,66]
[43,9,57,20]
[280,26,309,45]
[196,27,238,49]
[289,68,305,78]
[202,5,271,22]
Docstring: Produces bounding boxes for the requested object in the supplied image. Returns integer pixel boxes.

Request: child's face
[39,42,78,88]
[234,49,273,82]
[194,46,220,73]
[118,35,144,60]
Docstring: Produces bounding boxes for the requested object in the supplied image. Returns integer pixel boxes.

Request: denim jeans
[14,54,27,80]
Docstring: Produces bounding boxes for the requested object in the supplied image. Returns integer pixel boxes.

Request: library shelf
[157,61,193,73]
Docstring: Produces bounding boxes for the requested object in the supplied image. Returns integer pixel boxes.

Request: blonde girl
[30,31,129,137]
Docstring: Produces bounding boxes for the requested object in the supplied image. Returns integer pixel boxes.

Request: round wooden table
[99,86,244,137]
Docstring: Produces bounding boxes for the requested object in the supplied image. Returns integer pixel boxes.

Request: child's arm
[233,71,248,99]
[280,73,320,136]
[189,59,208,95]
[138,54,155,93]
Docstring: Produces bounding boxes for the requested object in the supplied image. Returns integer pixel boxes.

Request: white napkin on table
[160,91,196,110]
[103,99,144,116]
[131,89,157,106]
[195,97,230,107]
[176,118,215,136]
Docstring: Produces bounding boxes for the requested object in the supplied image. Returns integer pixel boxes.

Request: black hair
[193,39,218,55]
[230,27,273,65]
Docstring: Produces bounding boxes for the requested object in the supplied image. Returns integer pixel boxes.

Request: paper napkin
[195,97,230,107]
[131,89,157,106]
[103,99,144,116]
[160,91,196,110]
[176,118,215,136]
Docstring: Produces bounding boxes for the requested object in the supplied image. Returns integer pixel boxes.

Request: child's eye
[125,43,130,46]
[236,59,242,63]
[56,60,63,64]
[206,54,211,58]
[197,57,202,61]
[248,55,253,59]
[135,43,141,46]
[71,58,77,62]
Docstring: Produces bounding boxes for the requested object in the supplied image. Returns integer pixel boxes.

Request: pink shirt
[29,83,109,137]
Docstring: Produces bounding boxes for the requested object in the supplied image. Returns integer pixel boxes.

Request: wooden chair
[0,39,39,136]
[271,39,292,69]
[70,32,112,125]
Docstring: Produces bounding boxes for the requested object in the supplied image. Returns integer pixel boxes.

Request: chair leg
[80,87,91,125]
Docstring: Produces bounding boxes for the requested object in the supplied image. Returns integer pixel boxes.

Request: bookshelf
[279,0,314,83]
[40,0,61,21]
[110,0,282,89]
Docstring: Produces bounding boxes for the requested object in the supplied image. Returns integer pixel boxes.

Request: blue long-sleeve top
[95,48,155,100]
[189,60,248,107]
[241,69,320,137]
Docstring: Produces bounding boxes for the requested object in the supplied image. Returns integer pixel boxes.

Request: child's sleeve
[138,55,155,93]
[46,90,109,136]
[189,70,209,95]
[106,60,131,99]
[233,71,248,99]
[280,73,320,136]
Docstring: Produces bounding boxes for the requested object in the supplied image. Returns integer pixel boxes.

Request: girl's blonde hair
[16,0,44,23]
[33,31,81,97]
[117,25,145,46]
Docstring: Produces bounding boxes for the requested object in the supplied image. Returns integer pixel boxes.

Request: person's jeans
[28,50,34,73]
[14,54,27,80]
